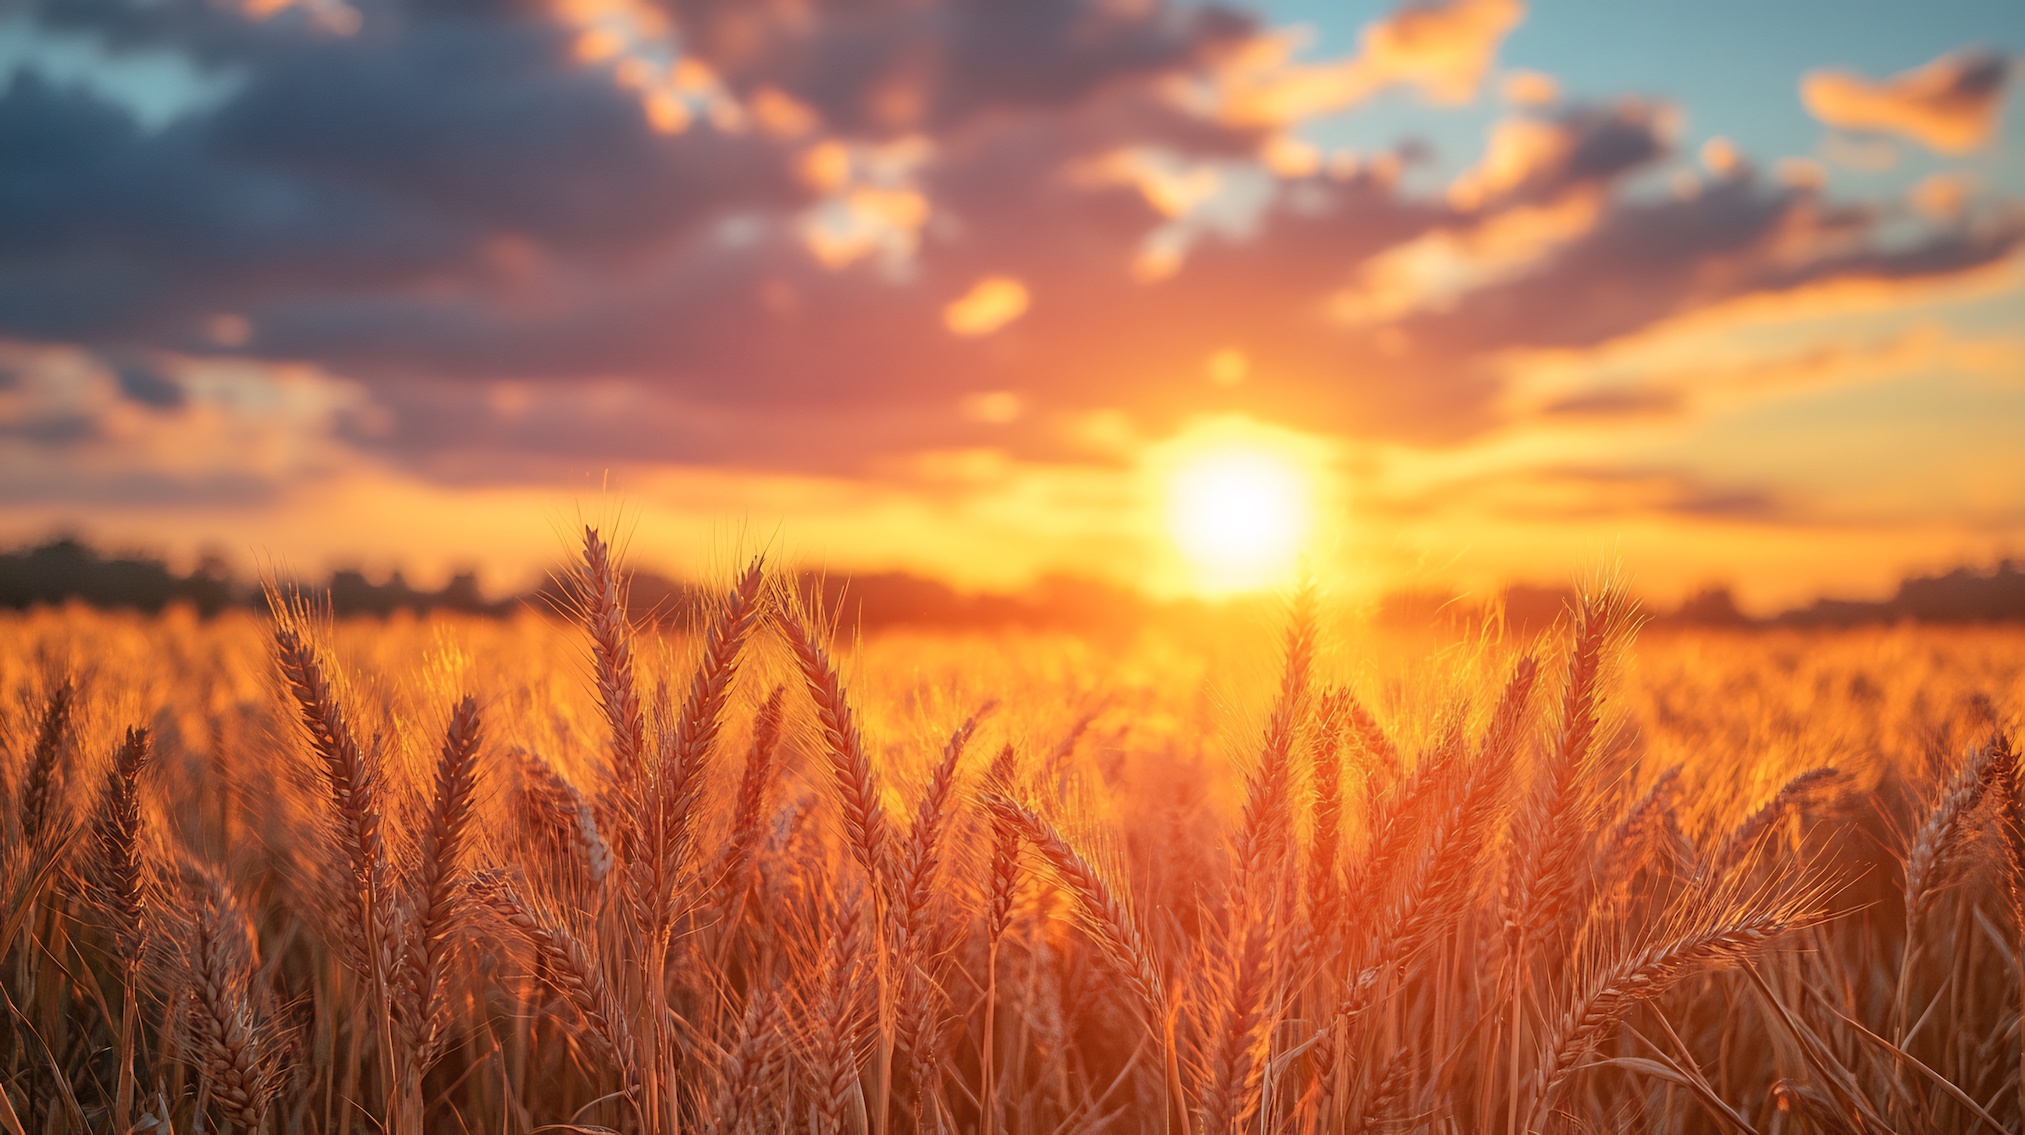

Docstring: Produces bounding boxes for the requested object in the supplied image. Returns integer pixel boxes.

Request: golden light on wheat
[0,525,2020,1135]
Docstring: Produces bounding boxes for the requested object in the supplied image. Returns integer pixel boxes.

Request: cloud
[1357,0,1524,105]
[1801,47,2011,154]
[109,355,185,408]
[1217,0,1524,126]
[670,0,1257,138]
[1446,99,1674,211]
[0,339,369,504]
[0,0,2020,499]
[1406,168,2025,361]
[943,276,1030,336]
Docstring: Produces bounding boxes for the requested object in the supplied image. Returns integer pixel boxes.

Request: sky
[0,0,2021,609]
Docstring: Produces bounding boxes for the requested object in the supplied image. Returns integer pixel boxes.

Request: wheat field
[2,528,2023,1134]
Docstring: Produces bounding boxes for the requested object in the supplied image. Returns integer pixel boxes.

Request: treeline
[1377,562,2025,631]
[0,537,1146,632]
[6,536,2024,630]
[0,538,508,619]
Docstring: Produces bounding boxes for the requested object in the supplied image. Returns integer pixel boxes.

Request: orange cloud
[1068,149,1222,218]
[1218,0,1524,126]
[1360,0,1524,105]
[943,277,1030,337]
[1448,117,1573,209]
[1801,48,2011,154]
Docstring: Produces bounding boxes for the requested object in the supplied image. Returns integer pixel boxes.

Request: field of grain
[3,529,2023,1135]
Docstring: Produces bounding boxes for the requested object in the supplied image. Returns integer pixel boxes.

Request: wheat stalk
[18,676,75,844]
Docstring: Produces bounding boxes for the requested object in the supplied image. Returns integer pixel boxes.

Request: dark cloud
[1407,171,2024,358]
[0,68,476,341]
[1448,98,1673,210]
[1,0,2021,486]
[664,0,1256,137]
[109,355,186,408]
[205,14,803,249]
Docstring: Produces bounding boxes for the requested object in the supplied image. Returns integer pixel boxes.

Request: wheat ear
[400,695,483,1070]
[1532,890,1825,1126]
[1893,739,2007,1057]
[898,703,992,957]
[1904,741,2002,925]
[474,869,639,1084]
[182,869,290,1135]
[577,526,646,857]
[18,676,75,843]
[713,685,788,912]
[1506,585,1634,951]
[88,726,154,965]
[1711,766,1844,871]
[635,558,766,936]
[1986,734,2025,1113]
[1204,592,1315,1133]
[808,899,867,1135]
[777,600,891,894]
[712,990,784,1135]
[88,725,153,1135]
[515,748,612,886]
[980,794,1162,1020]
[1201,921,1273,1135]
[271,612,395,1043]
[1305,690,1350,937]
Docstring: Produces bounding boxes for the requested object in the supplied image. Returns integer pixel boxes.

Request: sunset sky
[2,0,2021,608]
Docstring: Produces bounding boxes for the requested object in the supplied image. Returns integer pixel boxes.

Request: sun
[1165,444,1313,594]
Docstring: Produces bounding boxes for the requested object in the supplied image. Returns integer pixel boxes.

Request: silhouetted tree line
[5,536,2023,629]
[1774,561,2025,626]
[1371,565,2025,630]
[0,537,1145,631]
[0,537,509,619]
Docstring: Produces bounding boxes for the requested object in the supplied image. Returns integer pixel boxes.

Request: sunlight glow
[1166,444,1312,594]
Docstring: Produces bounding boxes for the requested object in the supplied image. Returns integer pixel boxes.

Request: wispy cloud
[1802,47,2011,154]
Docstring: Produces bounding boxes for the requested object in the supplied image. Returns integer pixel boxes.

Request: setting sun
[1166,444,1313,593]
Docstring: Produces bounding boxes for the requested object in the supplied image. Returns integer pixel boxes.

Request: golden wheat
[0,532,2022,1134]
